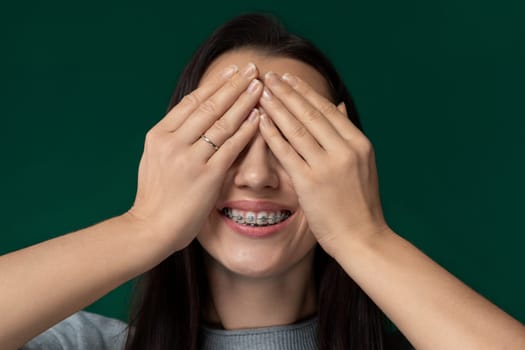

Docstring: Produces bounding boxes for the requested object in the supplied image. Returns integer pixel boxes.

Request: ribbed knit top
[199,316,319,350]
[22,311,319,350]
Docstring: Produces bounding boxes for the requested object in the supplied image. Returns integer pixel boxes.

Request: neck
[202,248,317,330]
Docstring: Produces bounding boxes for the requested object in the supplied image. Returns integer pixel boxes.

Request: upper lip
[218,200,295,212]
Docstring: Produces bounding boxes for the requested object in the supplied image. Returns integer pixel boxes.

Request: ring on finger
[200,134,219,151]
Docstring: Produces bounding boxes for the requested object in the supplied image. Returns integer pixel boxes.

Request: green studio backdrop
[2,0,524,324]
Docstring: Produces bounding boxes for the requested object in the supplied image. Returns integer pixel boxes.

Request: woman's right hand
[126,62,263,252]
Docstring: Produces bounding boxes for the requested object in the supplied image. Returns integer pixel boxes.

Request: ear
[337,102,347,115]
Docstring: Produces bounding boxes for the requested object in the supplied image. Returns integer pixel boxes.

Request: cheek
[197,210,222,242]
[196,209,317,272]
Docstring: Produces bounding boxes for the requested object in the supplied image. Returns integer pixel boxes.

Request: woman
[3,12,524,350]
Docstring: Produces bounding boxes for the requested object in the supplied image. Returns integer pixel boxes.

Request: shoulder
[21,310,128,350]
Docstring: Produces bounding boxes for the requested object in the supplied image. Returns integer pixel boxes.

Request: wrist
[117,211,177,269]
[328,223,393,263]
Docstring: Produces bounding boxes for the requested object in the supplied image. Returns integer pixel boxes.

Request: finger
[207,109,260,171]
[258,113,309,174]
[192,78,263,160]
[337,102,347,115]
[155,64,240,132]
[178,62,259,144]
[262,72,346,153]
[257,84,324,166]
[281,73,360,142]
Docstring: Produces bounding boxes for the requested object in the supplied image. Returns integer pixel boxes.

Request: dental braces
[222,208,291,225]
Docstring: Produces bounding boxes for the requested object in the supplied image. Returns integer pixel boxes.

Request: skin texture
[196,49,333,329]
[0,53,273,349]
[1,47,523,350]
[196,48,525,348]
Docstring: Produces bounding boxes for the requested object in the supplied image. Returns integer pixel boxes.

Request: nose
[233,132,279,191]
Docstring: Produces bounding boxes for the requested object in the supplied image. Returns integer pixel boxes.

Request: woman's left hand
[258,72,390,257]
[257,73,525,350]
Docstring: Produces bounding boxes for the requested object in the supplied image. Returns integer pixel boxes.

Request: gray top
[21,311,128,350]
[21,311,319,350]
[199,317,318,350]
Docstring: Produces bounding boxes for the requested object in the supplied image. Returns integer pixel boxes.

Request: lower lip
[219,210,296,238]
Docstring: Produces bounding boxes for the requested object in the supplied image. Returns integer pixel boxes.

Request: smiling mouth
[219,207,293,227]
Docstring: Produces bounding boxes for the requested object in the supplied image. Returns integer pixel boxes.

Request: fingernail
[262,86,273,100]
[282,73,298,87]
[242,62,257,77]
[264,71,280,86]
[221,65,239,78]
[247,79,261,94]
[247,108,260,122]
[260,114,273,128]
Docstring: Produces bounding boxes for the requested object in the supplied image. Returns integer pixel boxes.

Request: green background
[2,0,524,324]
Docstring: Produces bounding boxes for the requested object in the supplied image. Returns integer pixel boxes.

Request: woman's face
[197,48,333,278]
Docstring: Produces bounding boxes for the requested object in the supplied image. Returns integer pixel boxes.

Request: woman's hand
[127,63,263,252]
[258,72,525,350]
[257,71,389,257]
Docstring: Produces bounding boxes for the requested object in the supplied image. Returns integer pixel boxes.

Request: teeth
[245,211,256,224]
[221,208,291,226]
[232,208,244,224]
[256,211,268,226]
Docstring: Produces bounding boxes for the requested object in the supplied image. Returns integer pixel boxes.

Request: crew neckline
[199,315,319,350]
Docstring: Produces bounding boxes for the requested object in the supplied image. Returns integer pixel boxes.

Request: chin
[206,245,292,279]
[197,210,318,279]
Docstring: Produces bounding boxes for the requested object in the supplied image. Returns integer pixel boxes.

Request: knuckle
[280,87,296,99]
[144,129,158,143]
[181,92,200,108]
[227,78,242,90]
[318,101,338,116]
[212,117,231,133]
[303,107,323,122]
[354,137,373,154]
[144,129,164,149]
[266,128,282,141]
[292,124,308,138]
[199,99,218,114]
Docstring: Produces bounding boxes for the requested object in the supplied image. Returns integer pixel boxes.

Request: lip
[218,209,297,238]
[218,200,294,213]
[217,200,296,238]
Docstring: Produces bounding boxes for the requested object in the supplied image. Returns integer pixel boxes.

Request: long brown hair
[125,12,394,350]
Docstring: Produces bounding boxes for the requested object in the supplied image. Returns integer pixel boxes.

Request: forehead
[199,49,332,101]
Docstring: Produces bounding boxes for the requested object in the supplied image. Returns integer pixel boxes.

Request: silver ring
[200,134,219,151]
